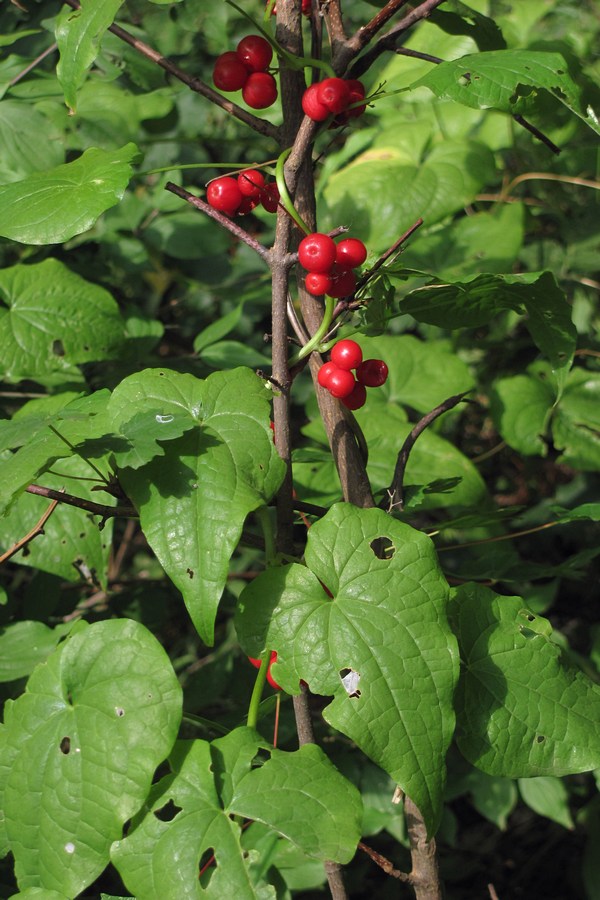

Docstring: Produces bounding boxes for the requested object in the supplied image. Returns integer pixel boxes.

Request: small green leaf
[411,50,600,135]
[0,144,139,245]
[113,368,286,644]
[0,261,125,379]
[490,370,556,456]
[0,619,182,897]
[451,583,600,777]
[56,0,126,112]
[552,369,600,470]
[0,621,75,682]
[236,504,459,835]
[193,303,246,354]
[518,776,574,829]
[0,101,64,183]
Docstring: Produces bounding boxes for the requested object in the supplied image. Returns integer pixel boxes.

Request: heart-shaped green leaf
[235,503,459,835]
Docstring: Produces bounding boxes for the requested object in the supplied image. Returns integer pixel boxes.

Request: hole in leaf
[64,841,76,854]
[519,627,537,639]
[251,748,272,769]
[339,668,361,698]
[199,847,216,886]
[526,614,535,621]
[536,735,545,744]
[60,737,71,754]
[370,537,395,559]
[186,568,194,579]
[52,339,65,357]
[115,707,125,717]
[153,799,182,822]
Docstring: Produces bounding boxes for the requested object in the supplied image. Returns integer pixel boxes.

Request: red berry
[302,83,330,122]
[206,176,242,215]
[298,232,336,274]
[356,358,389,388]
[237,169,265,197]
[330,339,363,371]
[236,35,273,73]
[335,237,367,269]
[305,271,333,295]
[213,52,249,92]
[260,182,280,213]
[326,368,356,399]
[341,381,367,410]
[302,0,312,13]
[248,650,281,691]
[318,361,338,389]
[317,77,350,114]
[346,79,367,117]
[327,265,356,298]
[242,72,278,109]
[237,195,259,215]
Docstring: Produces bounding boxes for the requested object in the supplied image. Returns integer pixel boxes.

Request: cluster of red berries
[213,35,277,109]
[249,651,281,690]
[206,169,280,217]
[318,339,388,410]
[298,232,366,298]
[302,77,366,126]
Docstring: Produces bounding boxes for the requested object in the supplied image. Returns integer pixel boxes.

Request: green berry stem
[256,504,276,566]
[288,295,335,365]
[276,147,312,235]
[247,651,270,730]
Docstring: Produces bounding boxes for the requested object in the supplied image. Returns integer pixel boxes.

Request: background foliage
[0,0,599,897]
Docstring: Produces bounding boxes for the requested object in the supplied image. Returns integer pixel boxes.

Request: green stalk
[256,505,276,566]
[288,295,335,365]
[247,652,270,730]
[275,148,311,235]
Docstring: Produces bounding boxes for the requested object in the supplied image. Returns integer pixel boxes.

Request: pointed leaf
[451,583,600,776]
[235,503,459,835]
[0,144,139,245]
[411,50,600,135]
[0,619,182,897]
[113,368,286,644]
[56,1,126,113]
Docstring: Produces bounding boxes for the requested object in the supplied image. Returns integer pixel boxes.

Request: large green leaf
[56,0,126,113]
[450,583,600,776]
[112,368,286,644]
[396,271,576,382]
[490,370,556,456]
[0,100,64,183]
[0,144,139,244]
[112,728,361,898]
[411,50,600,135]
[323,140,496,252]
[235,504,459,835]
[0,619,182,897]
[0,261,125,380]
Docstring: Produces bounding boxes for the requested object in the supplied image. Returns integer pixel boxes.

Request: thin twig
[0,496,61,565]
[26,484,135,521]
[9,41,58,86]
[385,391,472,512]
[436,519,559,552]
[501,170,600,198]
[61,0,279,140]
[165,182,271,262]
[358,217,424,289]
[358,841,411,882]
[512,115,560,155]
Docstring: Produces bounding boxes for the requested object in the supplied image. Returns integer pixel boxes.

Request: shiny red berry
[335,237,367,269]
[260,182,280,213]
[242,72,278,109]
[327,265,356,298]
[326,368,356,399]
[317,77,350,114]
[341,381,367,410]
[206,176,242,215]
[317,361,338,390]
[237,169,265,197]
[249,650,281,690]
[346,79,367,118]
[356,358,389,388]
[331,339,363,371]
[298,232,336,273]
[237,196,260,215]
[305,271,333,295]
[213,52,249,92]
[236,35,273,73]
[302,83,330,122]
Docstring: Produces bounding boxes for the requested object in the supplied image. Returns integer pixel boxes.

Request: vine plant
[0,1,599,899]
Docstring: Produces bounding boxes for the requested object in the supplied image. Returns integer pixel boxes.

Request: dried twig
[0,495,61,565]
[26,484,135,522]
